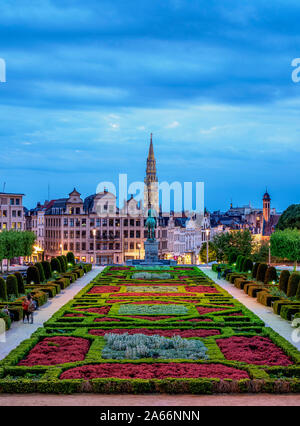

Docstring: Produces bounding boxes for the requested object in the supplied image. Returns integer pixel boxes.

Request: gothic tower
[263,189,271,223]
[144,133,159,216]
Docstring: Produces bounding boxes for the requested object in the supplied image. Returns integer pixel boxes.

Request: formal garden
[1,265,299,394]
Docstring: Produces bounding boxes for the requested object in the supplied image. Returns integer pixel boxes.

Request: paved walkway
[0,266,104,360]
[0,393,300,406]
[200,267,300,350]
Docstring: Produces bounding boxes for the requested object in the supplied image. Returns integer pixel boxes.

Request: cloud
[166,121,180,128]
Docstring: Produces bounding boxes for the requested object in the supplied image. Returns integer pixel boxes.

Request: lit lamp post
[92,228,96,265]
[206,229,210,265]
[268,242,271,266]
[60,244,63,255]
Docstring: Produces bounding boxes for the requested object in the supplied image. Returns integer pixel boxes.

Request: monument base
[126,240,177,266]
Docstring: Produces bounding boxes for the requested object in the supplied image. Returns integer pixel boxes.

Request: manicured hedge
[252,263,260,279]
[279,270,290,294]
[264,267,277,285]
[51,258,61,274]
[67,252,76,266]
[256,263,268,283]
[41,261,52,280]
[0,277,7,301]
[14,272,25,295]
[6,275,19,298]
[35,263,45,283]
[287,273,300,298]
[26,266,40,285]
[241,258,253,273]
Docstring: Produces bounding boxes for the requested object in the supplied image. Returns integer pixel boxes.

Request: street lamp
[92,228,96,265]
[137,243,141,259]
[206,229,210,265]
[268,242,271,266]
[60,244,63,255]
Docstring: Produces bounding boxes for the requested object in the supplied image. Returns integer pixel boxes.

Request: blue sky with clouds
[0,0,300,212]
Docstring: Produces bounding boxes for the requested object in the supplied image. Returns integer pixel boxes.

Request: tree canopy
[213,229,253,262]
[276,204,300,230]
[270,228,300,268]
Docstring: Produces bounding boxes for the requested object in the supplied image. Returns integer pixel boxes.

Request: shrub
[66,251,75,266]
[0,311,11,330]
[252,262,260,279]
[264,267,278,284]
[287,273,300,297]
[0,277,7,301]
[26,266,40,284]
[256,263,268,283]
[236,255,244,272]
[57,256,67,273]
[14,272,25,294]
[51,257,61,274]
[62,255,68,269]
[228,252,238,265]
[41,261,52,280]
[6,275,19,298]
[35,262,45,283]
[241,258,253,273]
[279,270,290,294]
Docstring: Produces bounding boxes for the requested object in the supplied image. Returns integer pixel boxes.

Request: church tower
[144,133,159,216]
[263,189,271,223]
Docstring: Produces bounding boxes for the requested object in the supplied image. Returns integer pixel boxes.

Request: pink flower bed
[77,307,111,315]
[88,286,120,294]
[178,318,213,322]
[60,362,249,380]
[217,336,294,366]
[185,286,219,293]
[64,313,85,317]
[89,328,220,338]
[226,312,244,316]
[110,266,130,271]
[197,306,226,315]
[110,293,197,297]
[18,337,90,366]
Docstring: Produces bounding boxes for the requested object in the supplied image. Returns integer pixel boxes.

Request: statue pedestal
[144,240,159,264]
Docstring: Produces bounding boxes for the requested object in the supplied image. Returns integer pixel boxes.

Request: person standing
[27,294,35,324]
[217,265,221,279]
[22,297,30,323]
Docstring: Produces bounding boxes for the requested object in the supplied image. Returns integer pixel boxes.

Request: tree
[271,229,300,270]
[213,230,253,262]
[252,242,269,263]
[35,262,45,283]
[279,270,290,293]
[256,263,268,282]
[51,257,61,273]
[264,266,277,284]
[199,242,217,263]
[0,277,7,301]
[41,261,52,280]
[241,258,253,273]
[286,273,300,297]
[0,230,36,272]
[277,204,300,230]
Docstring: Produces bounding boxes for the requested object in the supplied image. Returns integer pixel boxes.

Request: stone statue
[145,206,156,241]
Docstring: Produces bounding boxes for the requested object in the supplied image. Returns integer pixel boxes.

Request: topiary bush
[252,262,260,279]
[6,275,19,298]
[279,270,290,294]
[228,252,238,265]
[51,257,61,274]
[14,272,25,294]
[0,277,7,301]
[235,255,243,271]
[35,262,45,283]
[41,261,52,280]
[57,256,66,273]
[241,258,253,273]
[26,266,40,284]
[62,255,68,269]
[264,266,278,284]
[287,273,300,297]
[256,263,268,283]
[66,251,75,266]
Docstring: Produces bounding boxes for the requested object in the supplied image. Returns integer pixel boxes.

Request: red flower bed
[110,293,197,297]
[175,267,193,270]
[88,286,120,294]
[18,337,90,366]
[185,286,219,293]
[89,328,220,338]
[110,266,130,271]
[197,306,226,315]
[217,336,294,366]
[226,312,244,316]
[64,313,85,317]
[94,317,121,322]
[126,283,178,286]
[60,362,249,380]
[178,318,213,322]
[77,307,111,315]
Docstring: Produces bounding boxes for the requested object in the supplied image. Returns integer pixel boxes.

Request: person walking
[27,294,35,324]
[217,265,222,279]
[22,297,30,323]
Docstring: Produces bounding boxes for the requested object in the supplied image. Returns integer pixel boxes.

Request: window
[75,219,80,227]
[124,230,128,238]
[10,198,15,205]
[70,219,74,227]
[130,230,134,238]
[103,244,107,250]
[76,242,80,251]
[70,242,74,250]
[16,198,20,205]
[96,243,100,250]
[18,210,22,217]
[82,242,86,250]
[109,243,113,250]
[103,218,107,226]
[76,231,80,238]
[144,230,147,238]
[64,231,68,238]
[17,222,21,229]
[90,243,94,250]
[136,230,140,238]
[12,222,16,229]
[130,219,134,226]
[76,207,81,214]
[82,230,86,237]
[115,243,120,250]
[64,243,68,250]
[136,220,140,226]
[109,219,113,227]
[90,219,95,227]
[3,210,7,217]
[130,242,134,250]
[64,218,68,226]
[82,218,86,226]
[70,231,74,238]
[124,219,128,226]
[96,218,101,227]
[12,210,16,217]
